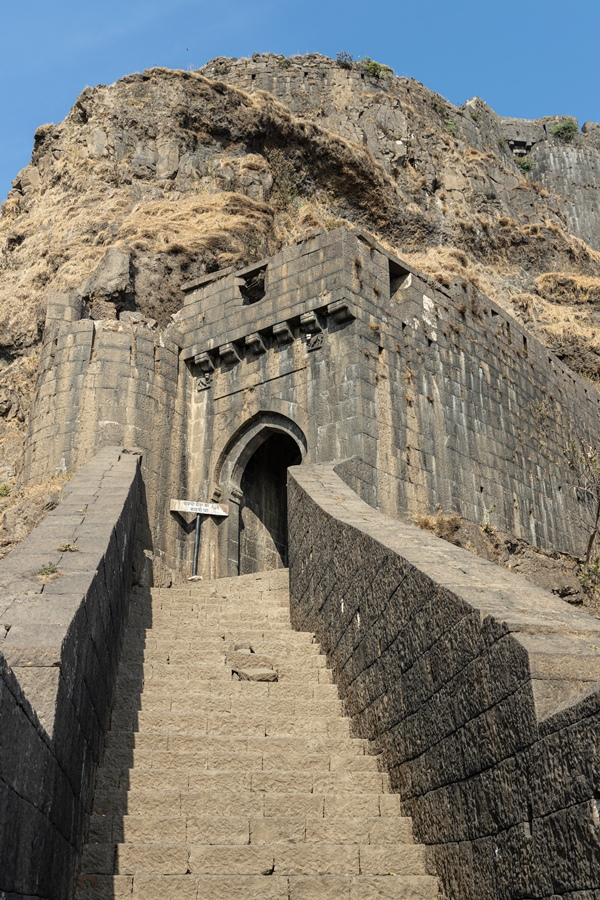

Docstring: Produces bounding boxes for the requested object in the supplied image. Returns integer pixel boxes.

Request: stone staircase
[75,569,440,899]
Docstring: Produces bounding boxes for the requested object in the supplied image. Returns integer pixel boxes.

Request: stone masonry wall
[22,227,600,578]
[23,304,185,581]
[0,447,142,900]
[288,463,600,900]
[350,231,600,558]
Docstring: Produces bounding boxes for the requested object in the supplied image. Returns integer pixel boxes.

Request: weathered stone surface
[237,667,278,682]
[0,448,142,900]
[288,464,600,900]
[73,570,437,899]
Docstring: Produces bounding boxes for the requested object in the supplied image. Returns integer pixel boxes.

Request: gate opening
[238,432,302,574]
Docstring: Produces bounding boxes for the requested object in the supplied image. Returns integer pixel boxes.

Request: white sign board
[170,499,229,516]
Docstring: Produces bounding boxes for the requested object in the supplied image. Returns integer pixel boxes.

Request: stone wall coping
[0,446,141,734]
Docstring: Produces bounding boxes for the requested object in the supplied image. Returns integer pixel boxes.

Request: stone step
[128,610,292,626]
[104,732,368,755]
[120,645,324,666]
[95,768,390,794]
[121,636,318,654]
[123,628,314,646]
[112,679,339,703]
[116,710,350,737]
[93,789,402,818]
[100,749,378,773]
[75,872,440,900]
[148,595,290,610]
[117,670,334,691]
[81,841,428,877]
[88,813,414,845]
[119,655,328,677]
[111,694,343,717]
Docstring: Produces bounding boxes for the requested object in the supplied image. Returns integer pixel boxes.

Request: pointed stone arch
[214,412,307,575]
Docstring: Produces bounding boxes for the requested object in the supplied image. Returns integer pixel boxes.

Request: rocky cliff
[1,52,600,569]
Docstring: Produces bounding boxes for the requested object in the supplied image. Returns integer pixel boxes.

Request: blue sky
[1,0,598,200]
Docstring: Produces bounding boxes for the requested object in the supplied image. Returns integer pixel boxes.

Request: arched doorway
[239,432,302,574]
[214,413,307,576]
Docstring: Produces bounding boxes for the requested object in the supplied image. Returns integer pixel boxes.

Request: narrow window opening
[389,258,410,298]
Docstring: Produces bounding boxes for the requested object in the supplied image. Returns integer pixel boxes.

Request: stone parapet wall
[288,463,600,900]
[0,447,142,900]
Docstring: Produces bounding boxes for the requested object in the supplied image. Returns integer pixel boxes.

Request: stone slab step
[100,748,379,773]
[104,732,368,754]
[122,646,324,665]
[128,669,334,689]
[119,711,349,737]
[81,842,428,877]
[111,694,343,717]
[95,768,389,794]
[93,789,403,818]
[128,610,292,626]
[88,814,415,845]
[122,637,318,655]
[112,680,340,703]
[119,658,328,679]
[123,629,316,646]
[148,596,290,610]
[75,872,440,899]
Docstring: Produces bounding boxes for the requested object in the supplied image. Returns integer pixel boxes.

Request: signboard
[170,499,229,516]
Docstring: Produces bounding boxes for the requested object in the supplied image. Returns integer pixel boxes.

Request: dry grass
[0,473,71,560]
[117,191,275,260]
[416,512,462,542]
[535,272,600,305]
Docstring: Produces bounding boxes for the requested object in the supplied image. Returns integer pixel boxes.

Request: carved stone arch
[214,412,307,576]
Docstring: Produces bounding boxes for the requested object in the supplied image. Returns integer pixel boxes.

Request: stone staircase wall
[288,463,600,900]
[0,447,143,900]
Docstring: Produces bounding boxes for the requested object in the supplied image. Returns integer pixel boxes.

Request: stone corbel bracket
[245,333,267,355]
[273,322,294,344]
[218,342,241,365]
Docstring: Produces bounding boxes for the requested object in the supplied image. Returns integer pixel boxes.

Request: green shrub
[0,483,11,497]
[517,156,535,172]
[212,61,231,78]
[362,57,393,79]
[445,118,457,136]
[548,118,578,141]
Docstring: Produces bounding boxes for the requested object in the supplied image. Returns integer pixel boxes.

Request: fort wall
[288,462,600,900]
[0,447,142,899]
[21,227,600,576]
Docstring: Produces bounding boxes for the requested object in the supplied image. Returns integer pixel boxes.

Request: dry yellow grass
[535,272,600,305]
[117,191,276,260]
[416,512,462,541]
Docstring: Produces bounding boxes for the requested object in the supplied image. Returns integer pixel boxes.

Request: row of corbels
[193,299,354,373]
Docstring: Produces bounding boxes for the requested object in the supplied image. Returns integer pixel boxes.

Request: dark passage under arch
[239,432,302,574]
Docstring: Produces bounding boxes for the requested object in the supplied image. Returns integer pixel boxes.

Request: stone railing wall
[0,447,142,900]
[288,463,600,900]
